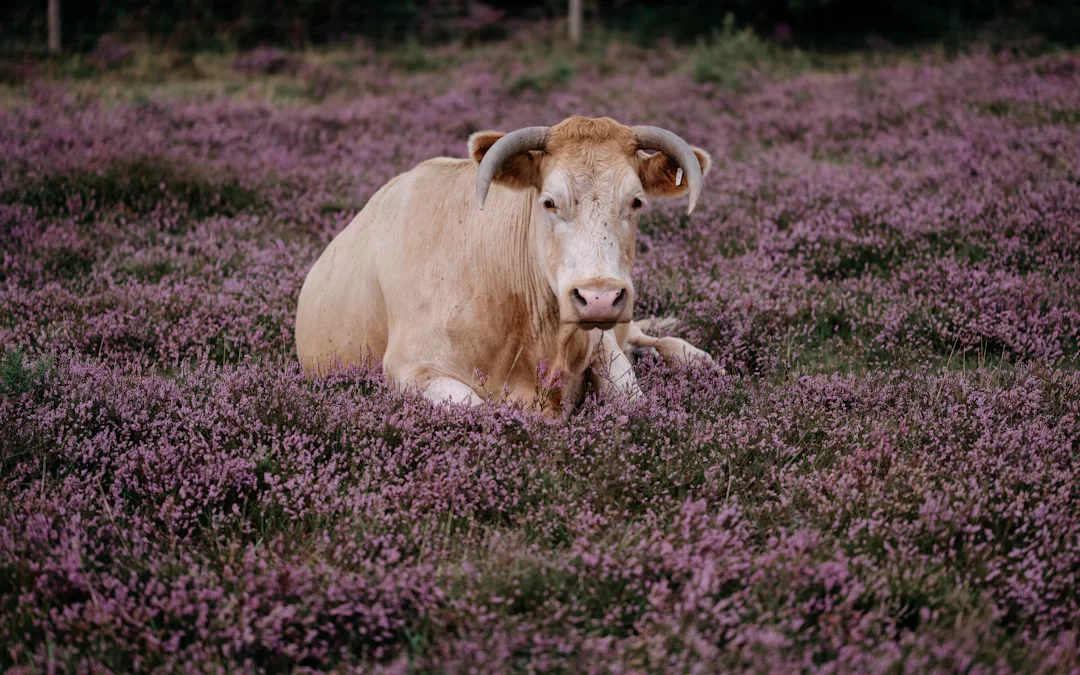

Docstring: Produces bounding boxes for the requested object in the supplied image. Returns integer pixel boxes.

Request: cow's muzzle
[567,279,632,330]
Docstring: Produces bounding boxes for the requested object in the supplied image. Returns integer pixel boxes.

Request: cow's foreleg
[589,329,643,401]
[626,319,715,366]
[421,377,484,407]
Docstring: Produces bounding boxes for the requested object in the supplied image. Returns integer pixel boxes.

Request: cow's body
[296,116,712,412]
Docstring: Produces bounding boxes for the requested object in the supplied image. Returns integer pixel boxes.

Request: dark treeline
[3,0,1079,54]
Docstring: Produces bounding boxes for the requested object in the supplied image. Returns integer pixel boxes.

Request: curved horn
[475,126,550,210]
[632,126,703,214]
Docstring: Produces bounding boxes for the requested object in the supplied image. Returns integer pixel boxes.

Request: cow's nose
[571,284,629,325]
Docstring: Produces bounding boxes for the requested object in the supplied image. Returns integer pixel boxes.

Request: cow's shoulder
[395,156,474,194]
[414,156,474,175]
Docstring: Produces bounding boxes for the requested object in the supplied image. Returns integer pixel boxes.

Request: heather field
[2,40,1080,672]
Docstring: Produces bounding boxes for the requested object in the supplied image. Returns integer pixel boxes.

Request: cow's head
[469,116,710,330]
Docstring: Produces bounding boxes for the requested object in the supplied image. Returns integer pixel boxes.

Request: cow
[295,116,714,414]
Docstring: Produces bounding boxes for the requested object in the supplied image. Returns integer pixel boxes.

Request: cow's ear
[468,130,542,189]
[638,146,711,197]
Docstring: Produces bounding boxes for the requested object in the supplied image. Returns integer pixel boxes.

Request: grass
[0,348,53,397]
[1,158,262,221]
[4,26,1067,108]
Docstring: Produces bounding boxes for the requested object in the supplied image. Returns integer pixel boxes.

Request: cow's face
[534,147,643,329]
[471,116,710,330]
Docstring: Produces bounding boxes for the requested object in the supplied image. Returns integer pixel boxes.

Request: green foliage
[392,37,437,73]
[1051,109,1080,125]
[509,61,575,94]
[690,13,805,89]
[607,0,1080,47]
[117,258,174,283]
[0,348,53,396]
[4,0,1080,57]
[2,159,261,220]
[0,0,425,54]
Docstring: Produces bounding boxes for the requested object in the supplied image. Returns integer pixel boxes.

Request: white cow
[295,116,713,414]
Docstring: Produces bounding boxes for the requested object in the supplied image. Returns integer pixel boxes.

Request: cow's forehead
[537,117,643,195]
[542,119,633,184]
[561,162,636,196]
[544,149,639,195]
[545,116,637,158]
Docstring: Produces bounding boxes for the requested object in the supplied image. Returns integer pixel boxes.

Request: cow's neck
[517,196,595,400]
[470,189,595,412]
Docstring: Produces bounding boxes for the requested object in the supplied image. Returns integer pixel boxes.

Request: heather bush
[1,44,1080,671]
[2,158,261,221]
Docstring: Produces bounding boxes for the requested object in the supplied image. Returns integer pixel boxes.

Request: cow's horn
[632,126,703,215]
[475,126,550,210]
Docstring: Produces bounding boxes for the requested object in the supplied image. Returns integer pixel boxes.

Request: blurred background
[3,0,1080,57]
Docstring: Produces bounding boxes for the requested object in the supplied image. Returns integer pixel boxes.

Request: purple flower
[1,46,1079,671]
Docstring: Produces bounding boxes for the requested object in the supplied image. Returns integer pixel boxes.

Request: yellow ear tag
[676,168,683,186]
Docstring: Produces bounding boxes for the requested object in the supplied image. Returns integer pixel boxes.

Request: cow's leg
[626,319,715,365]
[421,376,485,406]
[589,329,643,401]
[384,345,484,408]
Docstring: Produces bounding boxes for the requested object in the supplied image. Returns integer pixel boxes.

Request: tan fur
[295,116,713,414]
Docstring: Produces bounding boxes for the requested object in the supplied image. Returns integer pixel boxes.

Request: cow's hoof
[631,346,661,363]
[675,346,724,373]
[675,345,712,362]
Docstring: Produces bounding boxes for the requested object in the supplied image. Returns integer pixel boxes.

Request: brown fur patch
[468,130,543,189]
[408,365,444,388]
[638,147,712,197]
[545,116,637,159]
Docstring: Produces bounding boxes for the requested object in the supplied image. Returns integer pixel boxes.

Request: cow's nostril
[571,289,587,308]
[612,288,627,309]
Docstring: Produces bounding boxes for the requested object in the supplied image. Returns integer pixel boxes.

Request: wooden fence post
[568,0,582,46]
[47,0,61,54]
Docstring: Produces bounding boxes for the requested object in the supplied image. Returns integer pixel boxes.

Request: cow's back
[295,157,523,376]
[295,168,412,372]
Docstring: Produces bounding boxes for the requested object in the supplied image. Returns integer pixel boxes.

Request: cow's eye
[631,197,644,210]
[542,198,556,212]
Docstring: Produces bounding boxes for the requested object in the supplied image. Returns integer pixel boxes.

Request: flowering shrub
[87,34,136,71]
[232,47,302,76]
[1,47,1079,671]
